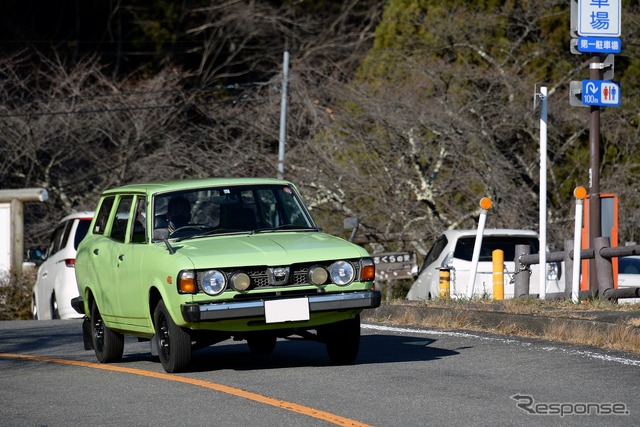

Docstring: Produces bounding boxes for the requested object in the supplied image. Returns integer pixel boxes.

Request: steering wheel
[169,225,203,238]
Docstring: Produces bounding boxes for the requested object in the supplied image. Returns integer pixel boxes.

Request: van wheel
[91,302,124,363]
[51,293,60,319]
[154,300,191,373]
[32,296,39,320]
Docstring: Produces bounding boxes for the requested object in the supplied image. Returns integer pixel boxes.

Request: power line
[0,95,278,118]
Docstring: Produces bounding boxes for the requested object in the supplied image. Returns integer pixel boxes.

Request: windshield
[453,236,540,262]
[152,184,316,240]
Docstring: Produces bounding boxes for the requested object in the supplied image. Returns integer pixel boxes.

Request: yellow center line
[0,352,373,427]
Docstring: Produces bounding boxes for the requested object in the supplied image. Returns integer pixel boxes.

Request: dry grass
[543,322,640,353]
[0,268,36,320]
[366,297,640,354]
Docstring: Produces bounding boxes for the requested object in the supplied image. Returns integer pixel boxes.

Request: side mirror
[410,264,419,279]
[27,248,46,262]
[154,228,169,241]
[343,217,360,243]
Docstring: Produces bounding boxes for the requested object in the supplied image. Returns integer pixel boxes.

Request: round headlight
[230,272,251,291]
[201,270,226,295]
[308,266,329,285]
[330,261,355,286]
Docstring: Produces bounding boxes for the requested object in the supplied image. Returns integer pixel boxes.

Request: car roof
[58,211,94,223]
[101,177,292,195]
[440,228,539,239]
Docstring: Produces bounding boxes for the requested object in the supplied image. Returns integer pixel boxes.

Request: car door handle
[93,249,100,255]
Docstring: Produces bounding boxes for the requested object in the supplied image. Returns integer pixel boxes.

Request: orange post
[492,249,504,300]
[439,268,450,299]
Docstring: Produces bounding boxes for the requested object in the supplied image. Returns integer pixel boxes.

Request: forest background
[2,0,640,259]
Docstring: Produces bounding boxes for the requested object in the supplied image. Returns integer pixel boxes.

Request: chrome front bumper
[181,290,381,322]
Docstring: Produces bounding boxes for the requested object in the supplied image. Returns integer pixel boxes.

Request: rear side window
[421,235,448,272]
[454,236,539,262]
[619,257,640,275]
[61,220,74,250]
[47,222,70,257]
[74,219,92,249]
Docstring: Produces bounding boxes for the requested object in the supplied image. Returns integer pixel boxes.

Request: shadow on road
[183,333,460,372]
[0,320,460,373]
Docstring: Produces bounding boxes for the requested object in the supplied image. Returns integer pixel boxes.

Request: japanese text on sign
[578,0,621,37]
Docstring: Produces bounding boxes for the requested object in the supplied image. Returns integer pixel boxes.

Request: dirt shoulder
[361,300,640,354]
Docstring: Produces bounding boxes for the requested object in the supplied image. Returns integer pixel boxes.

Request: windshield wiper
[253,225,318,234]
[187,228,253,239]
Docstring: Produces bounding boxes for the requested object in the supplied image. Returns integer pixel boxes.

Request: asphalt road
[1,319,639,426]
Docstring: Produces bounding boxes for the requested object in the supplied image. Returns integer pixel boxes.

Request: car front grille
[196,259,361,292]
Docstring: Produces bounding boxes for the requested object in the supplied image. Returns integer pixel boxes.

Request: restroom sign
[581,80,621,107]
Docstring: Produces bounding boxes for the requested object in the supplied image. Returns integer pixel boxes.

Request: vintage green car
[73,178,380,372]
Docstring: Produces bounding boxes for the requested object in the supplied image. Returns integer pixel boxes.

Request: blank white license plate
[264,298,310,323]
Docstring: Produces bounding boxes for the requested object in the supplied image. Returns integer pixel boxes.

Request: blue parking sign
[576,36,621,53]
[578,0,621,37]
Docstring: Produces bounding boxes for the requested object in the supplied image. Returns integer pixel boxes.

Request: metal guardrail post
[514,244,530,298]
[594,236,614,297]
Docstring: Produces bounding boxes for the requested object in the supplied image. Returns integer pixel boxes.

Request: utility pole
[277,50,290,180]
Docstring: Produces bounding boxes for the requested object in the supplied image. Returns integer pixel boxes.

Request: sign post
[569,0,621,296]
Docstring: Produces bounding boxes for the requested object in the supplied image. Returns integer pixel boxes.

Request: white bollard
[467,198,492,299]
[572,187,587,303]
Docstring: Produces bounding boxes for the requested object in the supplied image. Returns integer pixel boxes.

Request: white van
[406,229,563,300]
[32,211,93,319]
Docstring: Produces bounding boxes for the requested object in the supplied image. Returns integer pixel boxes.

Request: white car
[617,255,640,304]
[406,229,563,300]
[32,211,93,319]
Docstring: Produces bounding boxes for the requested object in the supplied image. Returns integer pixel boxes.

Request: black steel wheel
[322,314,361,365]
[154,300,191,373]
[51,293,60,319]
[247,333,277,355]
[91,301,124,363]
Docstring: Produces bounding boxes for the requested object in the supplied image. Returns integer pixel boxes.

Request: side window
[421,235,448,271]
[109,196,133,243]
[94,196,115,235]
[47,222,68,258]
[131,196,147,244]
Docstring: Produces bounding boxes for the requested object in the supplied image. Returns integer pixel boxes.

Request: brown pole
[588,54,602,297]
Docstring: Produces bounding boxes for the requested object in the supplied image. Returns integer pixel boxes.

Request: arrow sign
[581,80,621,107]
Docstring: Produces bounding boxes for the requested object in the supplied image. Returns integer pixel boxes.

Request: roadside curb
[361,304,640,344]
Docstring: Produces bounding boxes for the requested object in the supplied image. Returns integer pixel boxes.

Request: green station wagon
[73,178,380,372]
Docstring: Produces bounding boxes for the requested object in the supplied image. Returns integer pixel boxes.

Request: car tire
[321,314,361,365]
[32,296,39,320]
[153,300,191,373]
[51,293,60,319]
[91,301,124,363]
[247,333,277,355]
